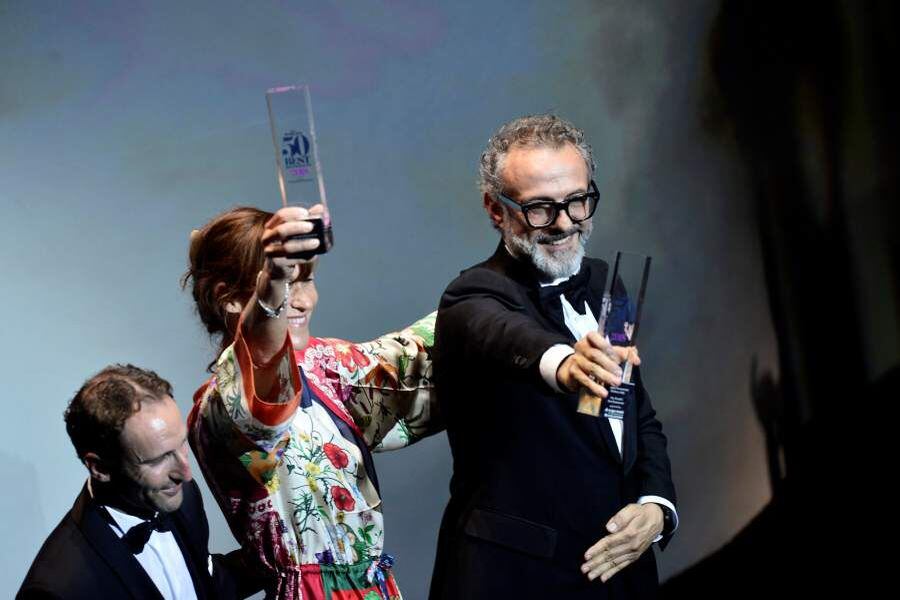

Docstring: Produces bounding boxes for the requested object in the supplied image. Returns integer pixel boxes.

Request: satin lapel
[598,417,623,465]
[623,397,638,474]
[71,485,163,600]
[168,509,209,600]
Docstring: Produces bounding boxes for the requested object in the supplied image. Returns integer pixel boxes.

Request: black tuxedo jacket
[18,480,242,600]
[429,244,676,600]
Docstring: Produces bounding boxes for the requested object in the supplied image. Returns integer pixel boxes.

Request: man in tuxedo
[18,364,252,599]
[430,114,677,599]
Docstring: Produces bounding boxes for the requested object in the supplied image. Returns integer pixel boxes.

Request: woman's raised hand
[253,204,324,309]
[261,205,324,258]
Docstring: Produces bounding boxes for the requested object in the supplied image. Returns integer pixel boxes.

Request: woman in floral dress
[182,205,436,599]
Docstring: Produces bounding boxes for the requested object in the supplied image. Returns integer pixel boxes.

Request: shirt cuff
[638,495,678,542]
[540,344,575,392]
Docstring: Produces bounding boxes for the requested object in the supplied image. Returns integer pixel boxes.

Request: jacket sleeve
[632,366,677,545]
[436,268,571,377]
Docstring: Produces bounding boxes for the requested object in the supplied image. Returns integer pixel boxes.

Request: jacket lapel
[598,418,623,465]
[71,484,163,600]
[622,390,637,473]
[169,509,209,600]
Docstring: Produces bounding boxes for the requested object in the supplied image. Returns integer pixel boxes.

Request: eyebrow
[139,434,188,465]
[520,187,589,204]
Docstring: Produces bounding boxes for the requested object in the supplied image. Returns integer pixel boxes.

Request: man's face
[115,396,192,514]
[489,143,593,280]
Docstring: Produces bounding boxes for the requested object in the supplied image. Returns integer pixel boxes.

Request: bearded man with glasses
[430,114,677,599]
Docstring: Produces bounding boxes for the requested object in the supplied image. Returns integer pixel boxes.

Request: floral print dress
[188,313,436,599]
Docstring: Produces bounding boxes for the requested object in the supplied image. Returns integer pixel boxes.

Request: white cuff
[540,344,575,392]
[638,495,678,542]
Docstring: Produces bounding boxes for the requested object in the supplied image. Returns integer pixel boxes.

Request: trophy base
[577,389,603,416]
[286,217,333,259]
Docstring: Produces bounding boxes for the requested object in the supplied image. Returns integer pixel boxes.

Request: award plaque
[577,251,652,417]
[266,84,333,256]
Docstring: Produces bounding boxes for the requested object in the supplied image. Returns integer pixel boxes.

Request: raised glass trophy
[266,84,333,256]
[577,251,652,417]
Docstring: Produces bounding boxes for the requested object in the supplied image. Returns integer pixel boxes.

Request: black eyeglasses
[495,180,600,229]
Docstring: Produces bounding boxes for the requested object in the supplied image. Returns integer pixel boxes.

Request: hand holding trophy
[577,252,651,418]
[266,84,333,258]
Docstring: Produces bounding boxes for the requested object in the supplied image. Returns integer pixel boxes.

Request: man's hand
[581,503,663,583]
[556,331,641,397]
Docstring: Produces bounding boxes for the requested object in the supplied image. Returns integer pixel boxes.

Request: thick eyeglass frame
[495,180,600,229]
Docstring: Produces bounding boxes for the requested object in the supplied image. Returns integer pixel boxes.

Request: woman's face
[287,269,318,351]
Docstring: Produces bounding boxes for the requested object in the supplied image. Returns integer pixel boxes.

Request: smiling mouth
[288,316,308,327]
[160,484,182,497]
[540,232,576,246]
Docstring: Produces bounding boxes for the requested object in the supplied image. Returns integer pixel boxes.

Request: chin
[290,331,311,351]
[150,489,184,514]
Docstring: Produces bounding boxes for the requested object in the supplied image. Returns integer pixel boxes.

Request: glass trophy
[266,84,333,256]
[577,251,652,417]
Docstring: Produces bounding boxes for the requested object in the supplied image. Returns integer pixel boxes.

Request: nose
[173,442,193,482]
[552,204,574,230]
[289,283,314,312]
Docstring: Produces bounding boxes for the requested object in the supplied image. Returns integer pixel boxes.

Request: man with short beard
[18,364,256,599]
[430,115,677,599]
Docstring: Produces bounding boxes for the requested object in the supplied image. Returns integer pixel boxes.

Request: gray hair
[478,114,595,200]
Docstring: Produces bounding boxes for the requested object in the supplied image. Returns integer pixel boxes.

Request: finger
[588,529,633,555]
[264,237,320,257]
[262,222,316,246]
[578,353,623,387]
[607,504,641,533]
[572,367,607,398]
[273,220,316,240]
[269,206,310,224]
[583,529,636,561]
[583,541,634,569]
[581,545,617,574]
[583,555,615,580]
[280,237,320,256]
[599,557,634,583]
[628,346,641,366]
[584,551,637,581]
[605,540,643,561]
[584,538,610,561]
[582,347,624,377]
[611,345,633,364]
[584,331,611,351]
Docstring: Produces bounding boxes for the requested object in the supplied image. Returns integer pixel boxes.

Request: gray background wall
[1,1,784,597]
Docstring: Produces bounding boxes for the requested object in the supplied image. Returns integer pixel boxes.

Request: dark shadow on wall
[664,0,899,595]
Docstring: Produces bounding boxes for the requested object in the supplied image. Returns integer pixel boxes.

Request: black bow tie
[535,267,590,303]
[121,513,170,554]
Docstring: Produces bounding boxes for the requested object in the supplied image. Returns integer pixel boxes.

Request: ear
[83,452,112,483]
[484,192,505,229]
[214,281,243,314]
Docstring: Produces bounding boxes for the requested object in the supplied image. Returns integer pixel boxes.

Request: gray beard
[502,223,591,281]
